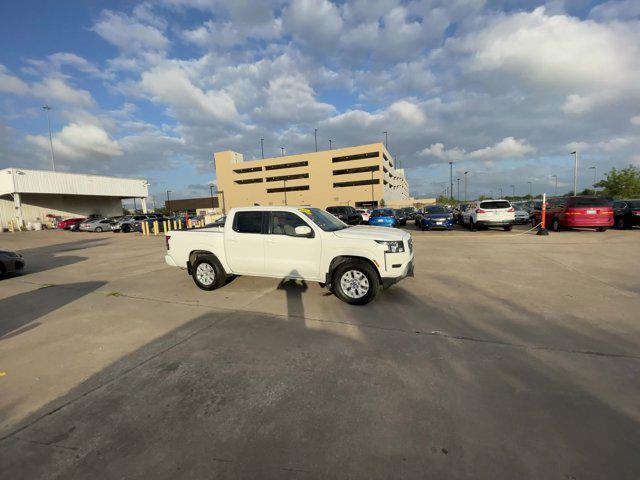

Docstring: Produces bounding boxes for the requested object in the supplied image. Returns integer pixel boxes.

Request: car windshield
[568,197,612,207]
[371,209,395,217]
[424,206,447,214]
[298,208,347,231]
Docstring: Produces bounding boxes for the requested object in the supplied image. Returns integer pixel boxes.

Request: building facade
[214,143,410,210]
[0,168,148,228]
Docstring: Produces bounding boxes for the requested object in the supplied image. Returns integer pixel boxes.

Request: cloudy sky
[1,0,639,202]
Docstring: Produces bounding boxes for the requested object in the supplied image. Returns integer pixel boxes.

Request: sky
[1,0,639,203]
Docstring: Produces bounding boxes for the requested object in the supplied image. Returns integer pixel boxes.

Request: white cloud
[589,0,640,22]
[421,137,535,162]
[0,65,30,95]
[283,0,343,51]
[31,77,95,108]
[631,116,640,126]
[92,10,169,51]
[27,122,123,159]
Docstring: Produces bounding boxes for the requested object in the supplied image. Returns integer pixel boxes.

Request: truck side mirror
[294,225,313,237]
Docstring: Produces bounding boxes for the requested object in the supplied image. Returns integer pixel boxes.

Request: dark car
[613,199,640,229]
[394,209,408,226]
[418,205,454,231]
[454,204,469,224]
[326,206,362,225]
[0,250,25,278]
[530,196,613,232]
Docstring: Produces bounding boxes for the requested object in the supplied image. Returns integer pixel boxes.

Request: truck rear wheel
[192,255,226,291]
[332,260,380,305]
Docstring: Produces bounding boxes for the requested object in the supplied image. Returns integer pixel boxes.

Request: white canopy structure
[0,168,149,228]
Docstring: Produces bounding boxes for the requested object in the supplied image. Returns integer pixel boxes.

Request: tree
[595,165,640,198]
[379,198,386,207]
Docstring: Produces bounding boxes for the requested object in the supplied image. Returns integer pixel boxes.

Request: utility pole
[589,165,597,194]
[280,146,285,156]
[527,181,532,198]
[464,171,468,202]
[314,128,318,152]
[209,184,215,210]
[166,190,172,215]
[449,161,453,201]
[261,137,264,159]
[456,178,460,202]
[510,184,515,199]
[383,131,388,149]
[329,139,332,150]
[571,151,578,196]
[551,175,558,195]
[42,105,56,171]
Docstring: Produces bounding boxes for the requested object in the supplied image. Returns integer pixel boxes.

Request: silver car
[79,218,114,232]
[514,209,530,224]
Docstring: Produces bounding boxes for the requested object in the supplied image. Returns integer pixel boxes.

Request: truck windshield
[298,208,348,231]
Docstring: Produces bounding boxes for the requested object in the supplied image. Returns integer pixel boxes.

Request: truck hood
[332,225,408,241]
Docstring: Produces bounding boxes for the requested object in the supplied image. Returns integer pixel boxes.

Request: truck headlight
[375,240,405,253]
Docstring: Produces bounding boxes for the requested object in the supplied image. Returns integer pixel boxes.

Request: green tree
[379,198,386,207]
[595,165,640,198]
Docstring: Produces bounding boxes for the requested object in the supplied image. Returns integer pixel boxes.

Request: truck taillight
[165,235,171,250]
[633,210,640,216]
[476,209,486,214]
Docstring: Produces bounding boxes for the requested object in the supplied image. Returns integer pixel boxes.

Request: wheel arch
[188,250,222,275]
[325,255,381,286]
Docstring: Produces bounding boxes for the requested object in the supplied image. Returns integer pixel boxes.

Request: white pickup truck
[164,206,414,305]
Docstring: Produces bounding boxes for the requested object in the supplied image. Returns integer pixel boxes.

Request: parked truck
[164,206,414,305]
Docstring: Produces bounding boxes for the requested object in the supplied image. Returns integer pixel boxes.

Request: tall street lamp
[551,174,558,195]
[314,128,318,152]
[166,190,172,215]
[280,146,285,156]
[283,179,288,205]
[464,171,468,201]
[383,131,388,149]
[329,139,332,150]
[589,165,597,193]
[42,104,56,172]
[449,161,453,201]
[208,183,216,210]
[456,178,460,202]
[527,181,532,198]
[499,186,503,199]
[260,137,264,159]
[570,151,578,196]
[510,184,515,199]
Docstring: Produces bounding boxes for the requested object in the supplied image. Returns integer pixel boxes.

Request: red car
[532,196,613,232]
[57,218,86,230]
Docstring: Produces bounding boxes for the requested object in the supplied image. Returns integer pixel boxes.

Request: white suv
[461,199,515,231]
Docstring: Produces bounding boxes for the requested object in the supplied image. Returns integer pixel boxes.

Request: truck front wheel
[192,255,226,291]
[332,260,380,305]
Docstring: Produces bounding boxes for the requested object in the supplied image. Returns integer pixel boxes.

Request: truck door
[265,211,322,280]
[225,211,266,275]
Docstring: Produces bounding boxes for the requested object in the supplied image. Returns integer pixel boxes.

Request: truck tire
[192,255,226,291]
[331,260,380,305]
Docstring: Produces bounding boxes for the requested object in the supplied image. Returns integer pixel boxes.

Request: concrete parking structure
[1,227,639,479]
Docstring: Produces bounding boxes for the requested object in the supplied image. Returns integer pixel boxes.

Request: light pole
[449,161,453,201]
[571,151,578,196]
[383,131,388,149]
[260,137,264,159]
[283,179,287,205]
[209,184,215,210]
[551,175,558,195]
[42,105,56,171]
[280,146,285,156]
[499,186,503,199]
[329,139,332,150]
[527,181,532,198]
[314,128,318,152]
[464,171,468,201]
[166,190,172,215]
[456,178,460,202]
[510,184,515,199]
[589,166,597,194]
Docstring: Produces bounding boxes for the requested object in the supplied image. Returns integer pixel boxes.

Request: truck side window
[234,211,263,233]
[270,212,308,236]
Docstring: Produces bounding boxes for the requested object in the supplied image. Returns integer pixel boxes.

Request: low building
[167,196,220,215]
[214,143,410,210]
[0,168,149,228]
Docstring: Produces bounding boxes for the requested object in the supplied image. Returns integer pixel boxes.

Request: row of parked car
[55,214,190,233]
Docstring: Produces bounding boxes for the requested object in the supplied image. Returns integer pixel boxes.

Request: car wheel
[192,255,226,291]
[616,217,626,230]
[551,218,560,232]
[596,227,607,232]
[469,219,477,231]
[503,225,512,232]
[95,227,103,232]
[332,260,380,306]
[122,224,130,233]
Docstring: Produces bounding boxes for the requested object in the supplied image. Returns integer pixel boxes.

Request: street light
[42,105,56,172]
[166,190,172,215]
[510,184,515,199]
[589,166,597,194]
[260,137,264,159]
[527,181,532,198]
[208,182,216,210]
[280,146,285,156]
[456,178,460,202]
[383,131,388,148]
[570,151,578,196]
[551,174,558,195]
[449,161,453,201]
[329,139,332,150]
[283,179,288,205]
[464,171,468,201]
[314,128,318,152]
[499,186,503,199]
